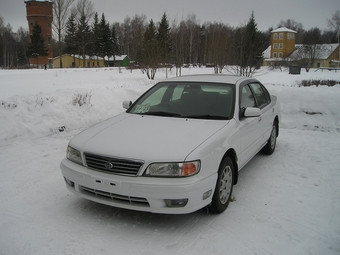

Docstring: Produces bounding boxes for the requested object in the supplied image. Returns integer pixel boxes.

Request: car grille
[84,153,144,176]
[80,186,150,207]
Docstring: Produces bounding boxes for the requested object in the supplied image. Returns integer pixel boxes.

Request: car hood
[70,113,228,162]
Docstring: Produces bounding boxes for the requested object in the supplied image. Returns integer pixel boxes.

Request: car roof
[161,74,253,85]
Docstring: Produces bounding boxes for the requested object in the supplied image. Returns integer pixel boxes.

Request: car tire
[262,121,277,155]
[209,157,234,214]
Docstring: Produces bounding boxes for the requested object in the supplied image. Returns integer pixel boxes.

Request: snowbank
[0,66,340,255]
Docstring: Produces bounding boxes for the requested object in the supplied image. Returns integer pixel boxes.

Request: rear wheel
[262,121,277,155]
[209,157,234,213]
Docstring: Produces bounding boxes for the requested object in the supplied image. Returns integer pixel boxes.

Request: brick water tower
[25,0,53,67]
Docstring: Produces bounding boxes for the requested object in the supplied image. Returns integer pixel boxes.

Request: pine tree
[98,13,112,61]
[77,13,92,67]
[156,13,172,77]
[17,48,27,66]
[244,12,263,68]
[64,12,78,61]
[140,19,159,79]
[26,23,48,66]
[233,12,263,76]
[92,12,100,64]
[110,25,120,65]
[157,13,172,63]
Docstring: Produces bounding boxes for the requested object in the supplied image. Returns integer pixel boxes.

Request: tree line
[1,0,339,77]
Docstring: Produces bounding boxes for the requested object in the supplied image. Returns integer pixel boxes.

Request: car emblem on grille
[104,162,114,169]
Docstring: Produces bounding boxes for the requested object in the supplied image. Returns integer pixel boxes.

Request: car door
[238,84,263,168]
[248,83,273,145]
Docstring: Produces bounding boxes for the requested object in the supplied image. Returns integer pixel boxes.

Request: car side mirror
[244,107,261,118]
[122,100,132,109]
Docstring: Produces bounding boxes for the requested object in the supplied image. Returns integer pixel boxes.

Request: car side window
[262,85,272,104]
[240,85,256,109]
[249,83,270,109]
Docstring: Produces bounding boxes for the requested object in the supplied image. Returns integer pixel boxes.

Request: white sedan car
[60,75,280,214]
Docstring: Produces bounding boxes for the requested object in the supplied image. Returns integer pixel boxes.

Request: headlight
[66,146,83,165]
[144,161,200,177]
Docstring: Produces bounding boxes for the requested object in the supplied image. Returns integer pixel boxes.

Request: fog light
[164,199,188,208]
[203,190,212,200]
[64,177,74,187]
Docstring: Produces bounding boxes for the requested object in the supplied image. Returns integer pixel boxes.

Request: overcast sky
[0,0,339,32]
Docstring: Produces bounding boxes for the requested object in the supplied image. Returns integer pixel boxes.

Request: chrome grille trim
[80,186,150,207]
[84,152,144,176]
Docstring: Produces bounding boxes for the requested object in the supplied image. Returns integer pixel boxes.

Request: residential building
[270,27,297,59]
[52,55,105,68]
[52,55,131,68]
[263,27,340,68]
[105,55,130,67]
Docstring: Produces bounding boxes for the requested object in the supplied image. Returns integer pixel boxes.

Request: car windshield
[128,82,234,120]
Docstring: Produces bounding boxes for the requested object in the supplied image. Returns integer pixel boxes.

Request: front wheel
[262,121,277,155]
[209,157,234,214]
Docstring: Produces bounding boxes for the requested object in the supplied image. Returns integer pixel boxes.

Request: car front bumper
[60,159,217,214]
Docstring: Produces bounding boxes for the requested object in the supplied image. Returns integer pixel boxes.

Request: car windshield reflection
[128,82,234,120]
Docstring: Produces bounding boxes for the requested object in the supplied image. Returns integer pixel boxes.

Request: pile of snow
[0,66,340,255]
[1,67,339,145]
[0,68,156,145]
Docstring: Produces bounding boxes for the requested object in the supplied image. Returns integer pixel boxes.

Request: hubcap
[219,165,232,204]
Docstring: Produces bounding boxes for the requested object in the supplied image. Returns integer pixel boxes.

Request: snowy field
[0,67,340,255]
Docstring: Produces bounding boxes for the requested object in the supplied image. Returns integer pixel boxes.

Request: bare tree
[291,44,328,72]
[184,14,201,64]
[110,15,146,66]
[170,18,186,76]
[130,15,147,63]
[277,19,304,43]
[293,27,324,72]
[1,23,15,69]
[53,0,76,68]
[76,0,95,23]
[16,27,30,66]
[0,18,29,68]
[328,10,340,43]
[119,17,132,56]
[0,16,4,67]
[169,14,201,75]
[205,22,231,73]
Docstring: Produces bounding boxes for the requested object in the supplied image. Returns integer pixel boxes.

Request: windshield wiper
[183,114,229,120]
[141,111,182,117]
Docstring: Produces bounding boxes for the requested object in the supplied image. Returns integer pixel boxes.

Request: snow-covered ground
[0,67,340,255]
